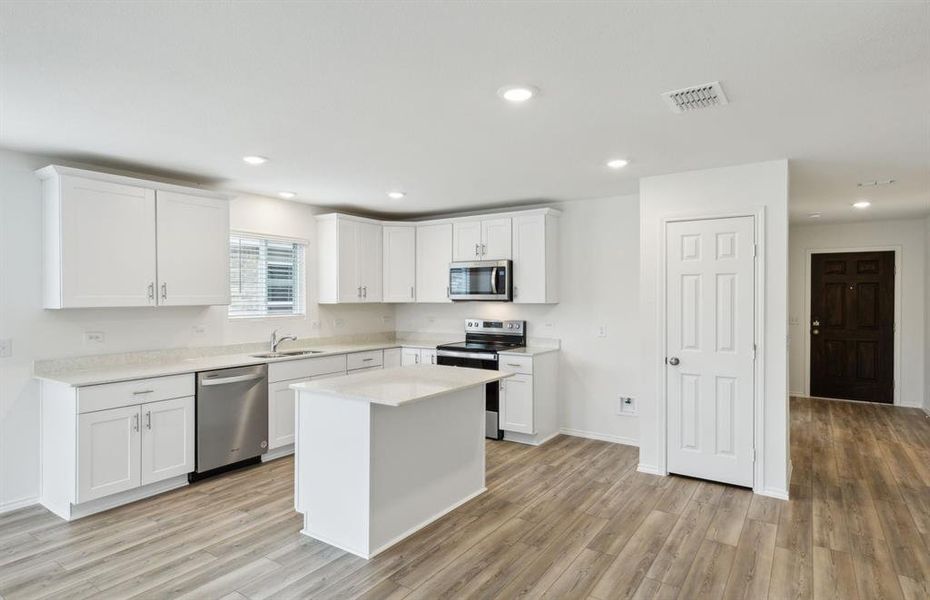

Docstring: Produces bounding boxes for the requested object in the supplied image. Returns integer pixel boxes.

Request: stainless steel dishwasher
[194,364,268,477]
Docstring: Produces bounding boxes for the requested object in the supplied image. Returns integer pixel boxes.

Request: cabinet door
[337,219,361,302]
[59,176,156,308]
[383,226,416,302]
[358,221,383,302]
[141,396,194,485]
[452,221,483,261]
[383,348,402,368]
[269,380,297,449]
[416,223,453,303]
[480,218,512,259]
[156,191,229,306]
[77,405,141,503]
[501,374,534,434]
[420,348,437,365]
[401,348,421,366]
[512,214,546,303]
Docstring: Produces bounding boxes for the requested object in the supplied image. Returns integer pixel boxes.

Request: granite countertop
[290,364,511,407]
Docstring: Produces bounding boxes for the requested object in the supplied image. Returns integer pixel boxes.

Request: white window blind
[229,233,305,318]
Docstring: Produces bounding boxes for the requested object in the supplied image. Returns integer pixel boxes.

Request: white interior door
[666,216,755,487]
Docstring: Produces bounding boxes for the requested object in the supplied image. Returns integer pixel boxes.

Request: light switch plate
[84,331,105,345]
[596,325,608,338]
[0,338,11,358]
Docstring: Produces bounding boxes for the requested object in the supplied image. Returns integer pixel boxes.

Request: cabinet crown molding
[316,206,561,227]
[35,165,231,201]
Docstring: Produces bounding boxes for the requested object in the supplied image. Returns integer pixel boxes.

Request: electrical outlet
[617,396,636,415]
[382,315,393,325]
[0,338,11,358]
[84,331,105,345]
[310,320,321,330]
[191,325,207,337]
[596,325,608,338]
[333,318,346,329]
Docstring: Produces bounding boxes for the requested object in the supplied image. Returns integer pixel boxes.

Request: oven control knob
[507,323,514,329]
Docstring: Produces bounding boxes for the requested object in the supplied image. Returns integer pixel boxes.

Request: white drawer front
[346,350,383,371]
[268,354,347,383]
[78,374,194,414]
[499,355,533,374]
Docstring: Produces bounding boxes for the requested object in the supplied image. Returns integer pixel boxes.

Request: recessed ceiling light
[808,213,822,219]
[497,85,537,103]
[278,191,296,199]
[242,155,268,165]
[387,191,406,200]
[852,201,871,209]
[606,159,629,169]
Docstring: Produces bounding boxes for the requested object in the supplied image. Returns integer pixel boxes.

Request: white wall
[788,219,926,407]
[0,149,393,510]
[638,160,790,498]
[395,195,641,445]
[926,216,930,412]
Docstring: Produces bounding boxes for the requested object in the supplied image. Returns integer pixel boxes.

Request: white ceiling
[1,2,928,221]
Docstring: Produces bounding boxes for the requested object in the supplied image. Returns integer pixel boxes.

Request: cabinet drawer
[268,354,347,383]
[347,350,383,371]
[499,355,533,374]
[78,374,194,414]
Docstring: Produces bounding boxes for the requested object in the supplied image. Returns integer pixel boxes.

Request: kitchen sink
[250,350,324,358]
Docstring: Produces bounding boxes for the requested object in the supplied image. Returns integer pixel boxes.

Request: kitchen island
[291,364,510,559]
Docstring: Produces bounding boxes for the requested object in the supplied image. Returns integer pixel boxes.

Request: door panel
[60,176,156,307]
[338,219,360,302]
[382,226,416,302]
[810,251,894,403]
[141,397,194,485]
[481,218,512,259]
[666,217,755,487]
[357,222,383,302]
[155,191,229,306]
[77,405,141,502]
[416,223,452,303]
[452,221,482,261]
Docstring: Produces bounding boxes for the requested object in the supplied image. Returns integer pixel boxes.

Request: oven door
[448,260,511,301]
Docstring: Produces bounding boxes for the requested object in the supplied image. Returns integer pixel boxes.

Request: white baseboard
[636,463,663,476]
[789,390,805,398]
[0,496,38,515]
[755,487,789,501]
[503,430,560,446]
[55,475,189,521]
[262,444,295,462]
[559,427,638,447]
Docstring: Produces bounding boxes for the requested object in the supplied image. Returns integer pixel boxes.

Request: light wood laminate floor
[1,397,928,599]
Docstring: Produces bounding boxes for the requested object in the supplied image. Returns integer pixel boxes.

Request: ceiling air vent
[661,81,728,113]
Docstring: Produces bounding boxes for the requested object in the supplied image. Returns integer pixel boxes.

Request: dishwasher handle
[200,373,265,387]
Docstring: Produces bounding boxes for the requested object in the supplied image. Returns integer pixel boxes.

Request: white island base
[292,365,508,559]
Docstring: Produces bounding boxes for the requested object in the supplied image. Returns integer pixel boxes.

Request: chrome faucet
[270,329,298,353]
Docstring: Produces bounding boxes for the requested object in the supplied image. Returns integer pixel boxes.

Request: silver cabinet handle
[410,286,415,299]
[160,283,167,301]
[148,283,155,301]
[513,286,518,299]
[132,389,154,395]
[506,363,521,367]
[357,286,362,298]
[481,243,487,256]
[362,357,374,362]
[146,411,152,430]
[363,286,367,298]
[132,413,140,432]
[415,354,420,363]
[474,243,479,257]
[668,357,680,366]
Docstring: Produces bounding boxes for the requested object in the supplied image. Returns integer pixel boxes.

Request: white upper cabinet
[382,224,416,302]
[416,222,453,303]
[37,166,229,309]
[452,217,512,261]
[46,175,157,308]
[155,191,229,306]
[318,214,383,303]
[512,212,560,304]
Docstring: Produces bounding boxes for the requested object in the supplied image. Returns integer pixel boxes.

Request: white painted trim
[302,486,487,559]
[755,488,790,501]
[802,245,902,405]
[262,445,295,462]
[636,464,663,475]
[0,497,39,515]
[64,475,189,521]
[559,428,638,447]
[656,209,767,494]
[504,430,561,447]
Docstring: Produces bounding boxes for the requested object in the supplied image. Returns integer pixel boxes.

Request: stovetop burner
[436,319,527,355]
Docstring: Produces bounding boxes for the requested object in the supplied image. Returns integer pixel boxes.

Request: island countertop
[290,364,511,407]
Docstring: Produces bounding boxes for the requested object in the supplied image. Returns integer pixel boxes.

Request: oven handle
[436,350,499,361]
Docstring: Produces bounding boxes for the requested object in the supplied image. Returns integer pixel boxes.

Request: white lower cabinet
[140,397,195,486]
[383,347,402,368]
[76,396,194,504]
[77,405,142,503]
[400,347,437,366]
[500,373,534,434]
[269,379,298,449]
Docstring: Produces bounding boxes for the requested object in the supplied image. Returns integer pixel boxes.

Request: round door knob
[812,329,820,335]
[668,357,680,366]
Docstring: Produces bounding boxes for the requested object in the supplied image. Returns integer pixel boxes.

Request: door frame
[654,208,766,494]
[802,245,901,405]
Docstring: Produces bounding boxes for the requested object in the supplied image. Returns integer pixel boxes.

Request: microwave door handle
[491,267,498,294]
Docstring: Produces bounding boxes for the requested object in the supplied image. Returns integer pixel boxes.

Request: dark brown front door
[810,251,894,404]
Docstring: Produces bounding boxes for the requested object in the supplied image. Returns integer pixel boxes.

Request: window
[229,233,306,318]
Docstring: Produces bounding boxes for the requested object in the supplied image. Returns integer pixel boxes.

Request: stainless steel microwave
[449,260,512,301]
